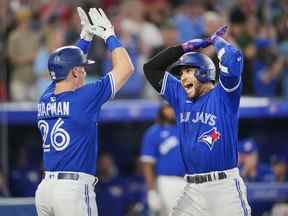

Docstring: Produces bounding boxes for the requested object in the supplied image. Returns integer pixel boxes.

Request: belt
[43,172,80,180]
[43,172,98,186]
[186,172,227,184]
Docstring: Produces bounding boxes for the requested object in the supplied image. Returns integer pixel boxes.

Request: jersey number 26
[38,118,70,152]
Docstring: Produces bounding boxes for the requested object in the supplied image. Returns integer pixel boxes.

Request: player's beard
[185,81,201,99]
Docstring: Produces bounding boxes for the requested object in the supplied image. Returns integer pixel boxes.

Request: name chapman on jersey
[37,101,70,118]
[180,111,216,126]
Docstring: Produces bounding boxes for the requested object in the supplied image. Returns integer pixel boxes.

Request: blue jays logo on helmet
[48,46,93,81]
[169,52,216,83]
[198,127,221,150]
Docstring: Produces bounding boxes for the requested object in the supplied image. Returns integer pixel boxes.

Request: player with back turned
[143,25,251,216]
[35,7,134,216]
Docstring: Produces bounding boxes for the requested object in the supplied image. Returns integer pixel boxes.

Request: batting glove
[209,25,228,43]
[77,7,94,41]
[182,38,211,52]
[88,8,115,41]
[147,190,162,212]
[182,25,228,52]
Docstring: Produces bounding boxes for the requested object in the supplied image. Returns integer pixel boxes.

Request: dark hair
[156,104,175,125]
[229,8,247,24]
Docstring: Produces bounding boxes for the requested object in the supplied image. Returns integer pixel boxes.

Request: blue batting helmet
[169,52,216,83]
[48,46,91,81]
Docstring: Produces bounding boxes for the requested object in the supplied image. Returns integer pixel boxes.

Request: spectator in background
[120,0,163,58]
[202,10,224,58]
[7,7,39,101]
[140,104,185,215]
[229,6,255,95]
[33,15,64,98]
[0,170,9,197]
[252,38,284,97]
[238,138,275,182]
[145,22,179,100]
[172,0,205,42]
[142,0,171,28]
[149,22,179,57]
[10,147,41,197]
[270,154,288,182]
[279,42,288,98]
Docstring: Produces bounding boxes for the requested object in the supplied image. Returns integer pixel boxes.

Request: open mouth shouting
[183,81,196,98]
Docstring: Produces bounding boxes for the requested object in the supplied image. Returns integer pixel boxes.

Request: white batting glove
[88,8,115,41]
[147,190,162,212]
[77,7,94,41]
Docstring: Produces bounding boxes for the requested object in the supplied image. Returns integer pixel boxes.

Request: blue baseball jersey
[37,73,115,175]
[160,40,243,174]
[140,124,185,176]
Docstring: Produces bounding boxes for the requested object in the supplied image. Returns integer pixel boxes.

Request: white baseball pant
[170,168,251,216]
[157,175,186,216]
[35,171,98,216]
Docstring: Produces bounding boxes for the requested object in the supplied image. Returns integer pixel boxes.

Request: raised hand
[88,8,115,41]
[182,25,228,52]
[77,7,93,41]
[209,25,228,43]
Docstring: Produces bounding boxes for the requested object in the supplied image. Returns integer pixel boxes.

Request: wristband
[106,35,122,52]
[75,39,91,54]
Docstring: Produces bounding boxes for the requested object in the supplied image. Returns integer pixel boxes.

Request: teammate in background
[140,104,185,215]
[238,138,275,182]
[270,154,288,182]
[35,7,134,216]
[143,25,251,215]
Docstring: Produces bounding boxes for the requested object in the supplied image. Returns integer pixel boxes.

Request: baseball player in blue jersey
[35,7,134,216]
[140,104,186,215]
[143,25,251,216]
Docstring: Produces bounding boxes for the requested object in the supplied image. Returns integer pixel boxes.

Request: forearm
[109,36,134,91]
[213,37,243,78]
[142,162,157,190]
[213,37,243,89]
[143,45,184,92]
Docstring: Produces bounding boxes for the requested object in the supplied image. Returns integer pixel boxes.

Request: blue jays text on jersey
[37,73,115,176]
[141,124,185,176]
[180,111,216,126]
[160,40,243,175]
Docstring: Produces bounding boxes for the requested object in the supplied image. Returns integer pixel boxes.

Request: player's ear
[71,69,78,78]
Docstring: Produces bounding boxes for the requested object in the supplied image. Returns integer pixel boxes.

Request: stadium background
[0,0,287,215]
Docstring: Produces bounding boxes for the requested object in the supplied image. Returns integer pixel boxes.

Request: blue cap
[238,138,258,154]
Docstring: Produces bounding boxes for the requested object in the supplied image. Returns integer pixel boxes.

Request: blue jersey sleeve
[77,73,115,113]
[160,72,182,109]
[214,37,244,112]
[140,128,158,163]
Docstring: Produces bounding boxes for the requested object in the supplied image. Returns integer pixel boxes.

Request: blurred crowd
[0,0,287,102]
